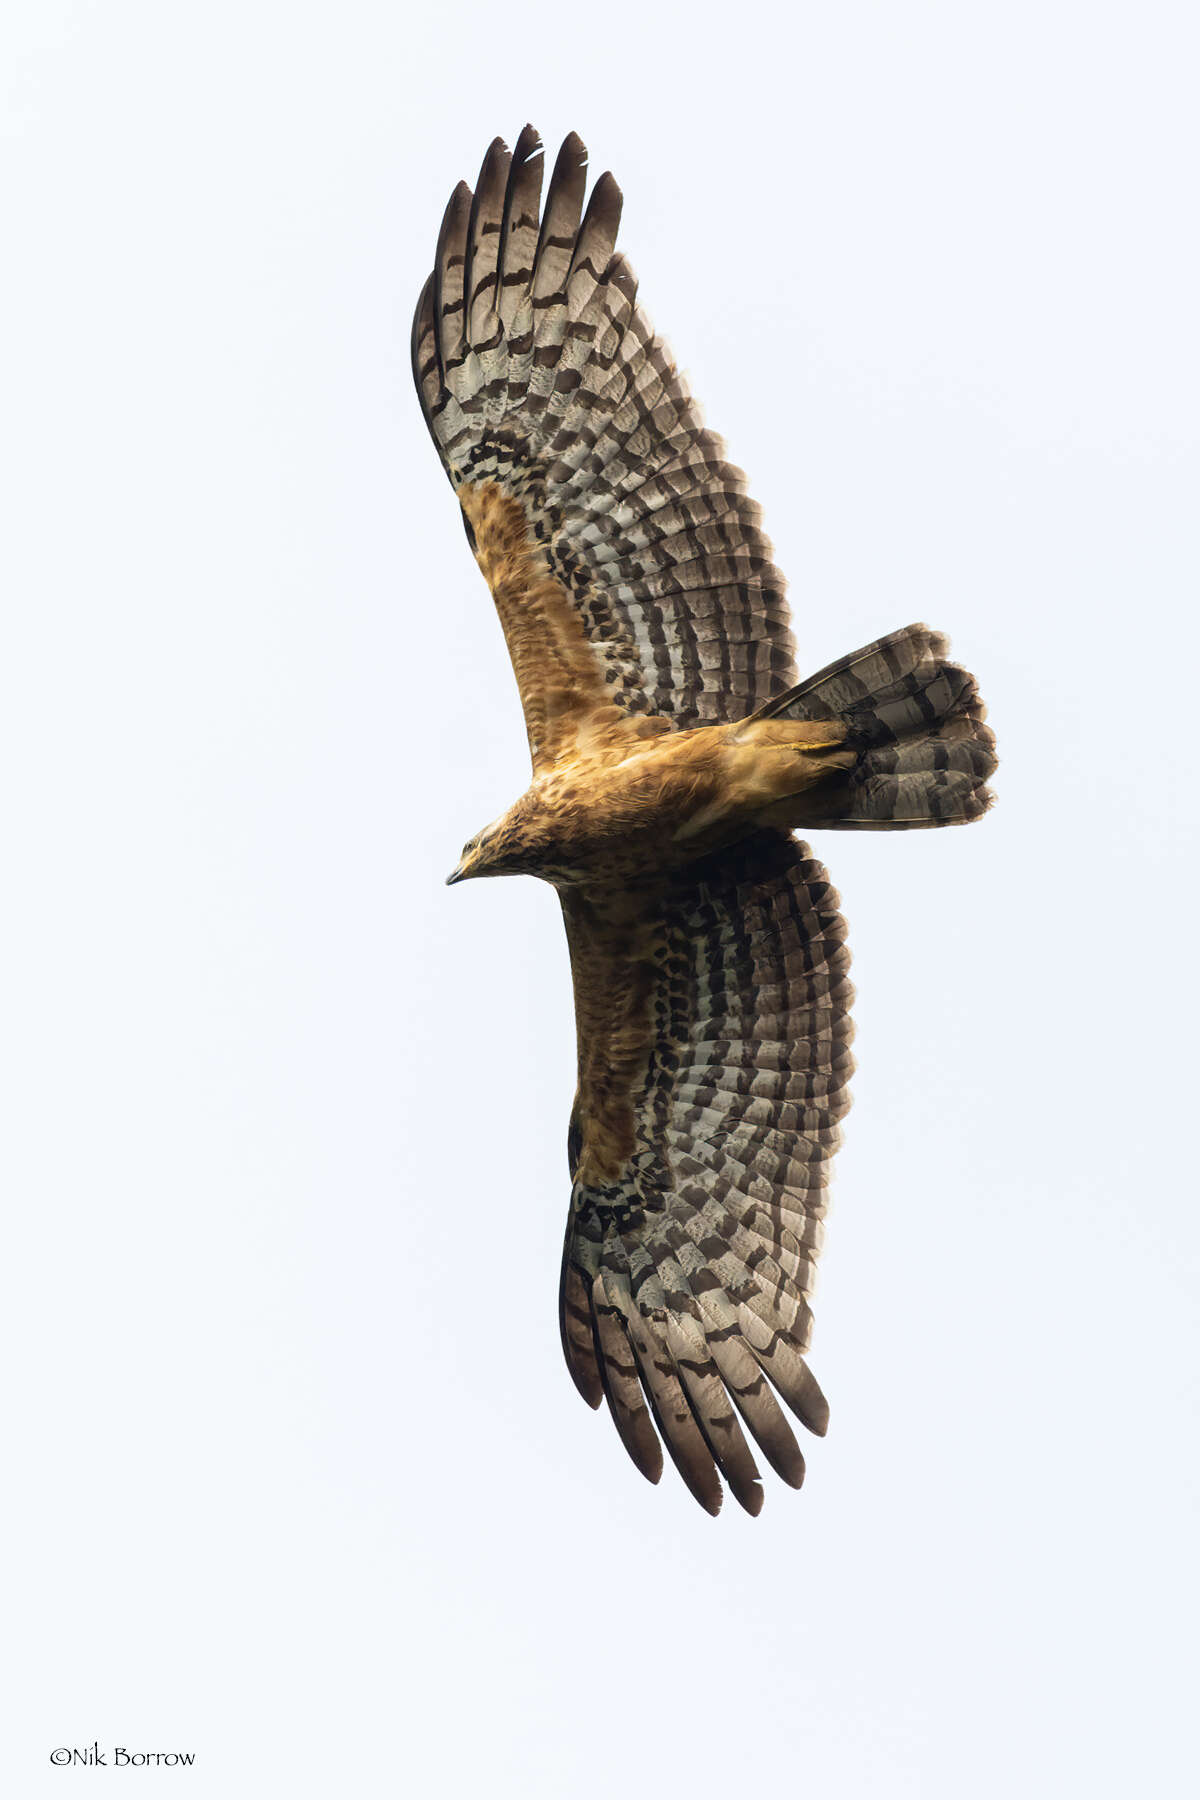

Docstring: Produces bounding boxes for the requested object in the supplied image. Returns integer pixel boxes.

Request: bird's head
[445,815,534,886]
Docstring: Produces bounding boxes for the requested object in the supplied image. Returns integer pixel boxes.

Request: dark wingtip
[781,1452,807,1490]
[566,1361,603,1410]
[734,1477,765,1517]
[634,1430,665,1485]
[591,168,623,209]
[477,135,508,179]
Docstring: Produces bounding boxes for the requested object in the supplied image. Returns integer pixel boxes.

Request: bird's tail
[749,624,997,829]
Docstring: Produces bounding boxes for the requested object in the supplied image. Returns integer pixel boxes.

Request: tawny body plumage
[414,129,996,1513]
[457,703,853,887]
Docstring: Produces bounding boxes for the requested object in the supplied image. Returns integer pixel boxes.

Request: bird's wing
[412,128,797,771]
[558,831,853,1514]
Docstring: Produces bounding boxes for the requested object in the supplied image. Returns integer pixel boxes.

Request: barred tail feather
[757,624,998,829]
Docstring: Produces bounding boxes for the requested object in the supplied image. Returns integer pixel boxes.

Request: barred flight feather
[558,830,851,1514]
[412,128,797,758]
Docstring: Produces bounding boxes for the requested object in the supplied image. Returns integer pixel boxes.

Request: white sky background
[3,2,1197,1793]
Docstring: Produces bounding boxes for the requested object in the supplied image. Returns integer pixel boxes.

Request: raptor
[412,129,996,1513]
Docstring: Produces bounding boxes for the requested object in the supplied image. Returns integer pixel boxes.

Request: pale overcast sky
[4,3,1198,1795]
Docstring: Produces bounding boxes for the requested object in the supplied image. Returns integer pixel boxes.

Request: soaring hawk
[412,128,996,1514]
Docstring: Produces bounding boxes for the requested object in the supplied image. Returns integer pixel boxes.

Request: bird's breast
[516,733,727,884]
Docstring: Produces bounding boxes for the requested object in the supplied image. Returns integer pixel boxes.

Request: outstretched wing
[412,128,797,770]
[558,833,853,1514]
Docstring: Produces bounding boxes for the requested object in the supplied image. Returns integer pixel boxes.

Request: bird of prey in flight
[412,128,996,1514]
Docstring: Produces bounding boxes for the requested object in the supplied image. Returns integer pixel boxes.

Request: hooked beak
[445,864,466,887]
